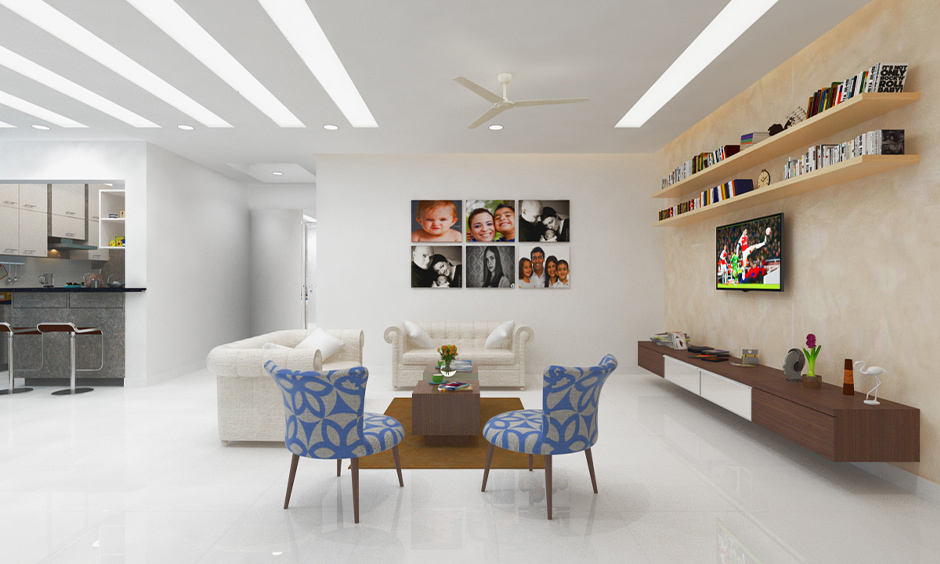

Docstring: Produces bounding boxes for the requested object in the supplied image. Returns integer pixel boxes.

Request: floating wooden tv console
[637,341,919,462]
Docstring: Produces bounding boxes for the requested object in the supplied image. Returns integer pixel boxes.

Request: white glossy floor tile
[2,368,939,564]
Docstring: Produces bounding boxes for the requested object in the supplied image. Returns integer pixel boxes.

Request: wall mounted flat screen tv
[716,213,783,291]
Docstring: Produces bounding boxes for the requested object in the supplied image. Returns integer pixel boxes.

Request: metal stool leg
[51,329,94,396]
[0,327,35,396]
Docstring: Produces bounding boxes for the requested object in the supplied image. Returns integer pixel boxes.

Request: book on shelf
[740,131,769,148]
[661,144,742,190]
[783,129,905,180]
[807,63,909,119]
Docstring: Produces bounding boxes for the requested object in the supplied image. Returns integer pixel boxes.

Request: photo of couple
[411,245,463,288]
[410,200,463,242]
[465,199,516,242]
[518,199,570,242]
[466,246,515,288]
[517,244,571,289]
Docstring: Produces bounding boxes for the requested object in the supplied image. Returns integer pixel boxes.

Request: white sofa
[384,321,533,389]
[206,329,363,442]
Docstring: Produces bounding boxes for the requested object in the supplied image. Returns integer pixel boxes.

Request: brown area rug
[358,397,545,470]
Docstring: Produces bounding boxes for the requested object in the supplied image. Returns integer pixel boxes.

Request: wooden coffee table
[412,363,480,446]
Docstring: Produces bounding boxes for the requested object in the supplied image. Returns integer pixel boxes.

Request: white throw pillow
[484,320,515,349]
[262,342,290,350]
[403,320,434,349]
[295,328,345,361]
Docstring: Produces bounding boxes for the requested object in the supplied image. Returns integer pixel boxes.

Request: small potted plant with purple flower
[802,333,822,388]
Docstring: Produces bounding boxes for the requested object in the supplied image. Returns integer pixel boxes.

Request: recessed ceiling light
[0,0,231,128]
[488,124,503,131]
[323,124,339,131]
[177,124,194,130]
[128,0,303,128]
[272,171,284,176]
[0,89,85,127]
[0,45,158,128]
[259,0,378,128]
[616,0,778,128]
[32,124,50,130]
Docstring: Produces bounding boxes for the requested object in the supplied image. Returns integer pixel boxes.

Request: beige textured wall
[662,0,940,484]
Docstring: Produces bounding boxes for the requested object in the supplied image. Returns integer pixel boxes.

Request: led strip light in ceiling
[0,89,86,127]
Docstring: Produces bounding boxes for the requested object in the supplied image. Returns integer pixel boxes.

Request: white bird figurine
[854,361,887,405]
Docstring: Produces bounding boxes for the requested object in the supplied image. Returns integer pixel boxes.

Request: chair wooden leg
[481,443,495,492]
[545,454,553,520]
[284,454,299,509]
[337,459,342,477]
[392,445,404,487]
[351,458,360,524]
[529,454,533,472]
[585,448,598,494]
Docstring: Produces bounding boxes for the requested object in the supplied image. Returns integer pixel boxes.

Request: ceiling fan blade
[467,106,509,129]
[454,77,503,103]
[513,97,589,107]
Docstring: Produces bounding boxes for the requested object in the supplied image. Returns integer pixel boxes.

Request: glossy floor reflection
[2,368,939,564]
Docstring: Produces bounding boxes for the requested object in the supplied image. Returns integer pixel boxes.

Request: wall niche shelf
[653,92,920,201]
[653,154,920,227]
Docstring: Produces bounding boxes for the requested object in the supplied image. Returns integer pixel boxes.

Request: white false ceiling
[0,0,872,182]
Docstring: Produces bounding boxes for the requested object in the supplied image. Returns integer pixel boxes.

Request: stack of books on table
[438,381,471,392]
[452,360,472,372]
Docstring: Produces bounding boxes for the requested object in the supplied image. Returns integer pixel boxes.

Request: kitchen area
[1,182,142,387]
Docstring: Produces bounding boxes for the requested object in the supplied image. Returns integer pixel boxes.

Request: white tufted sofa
[384,321,533,389]
[206,329,363,442]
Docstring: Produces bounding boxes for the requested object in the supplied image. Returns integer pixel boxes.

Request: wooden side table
[412,372,481,446]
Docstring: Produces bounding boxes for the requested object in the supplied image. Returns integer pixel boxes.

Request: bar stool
[0,322,41,395]
[36,323,104,396]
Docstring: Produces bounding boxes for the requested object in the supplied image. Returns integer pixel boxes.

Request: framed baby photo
[411,200,463,243]
[466,246,515,289]
[517,244,570,289]
[465,199,516,243]
[412,245,463,288]
[518,199,570,243]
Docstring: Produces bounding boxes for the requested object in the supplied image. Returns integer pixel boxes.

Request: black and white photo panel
[465,199,516,243]
[466,246,515,288]
[410,200,463,243]
[518,199,570,242]
[412,245,463,288]
[518,244,570,289]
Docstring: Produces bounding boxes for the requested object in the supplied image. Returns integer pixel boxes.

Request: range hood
[48,238,96,251]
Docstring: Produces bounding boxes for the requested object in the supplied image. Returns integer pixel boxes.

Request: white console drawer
[664,356,700,395]
[700,369,752,421]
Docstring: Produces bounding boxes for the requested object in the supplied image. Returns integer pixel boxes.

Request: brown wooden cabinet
[638,341,919,462]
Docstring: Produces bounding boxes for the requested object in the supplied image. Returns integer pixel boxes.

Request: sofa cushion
[485,320,515,349]
[403,320,434,349]
[296,327,344,360]
[401,347,515,366]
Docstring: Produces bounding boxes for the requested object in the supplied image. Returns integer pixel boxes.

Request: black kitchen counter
[6,287,146,293]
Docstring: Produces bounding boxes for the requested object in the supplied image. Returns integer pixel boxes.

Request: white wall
[145,144,250,380]
[248,209,304,334]
[316,154,664,384]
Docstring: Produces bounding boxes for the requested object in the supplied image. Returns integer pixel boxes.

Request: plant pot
[440,361,455,377]
[802,374,822,389]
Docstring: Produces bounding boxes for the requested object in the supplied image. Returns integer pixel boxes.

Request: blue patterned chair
[481,354,618,519]
[264,361,405,524]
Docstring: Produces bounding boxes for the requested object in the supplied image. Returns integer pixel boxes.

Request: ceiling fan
[453,73,589,129]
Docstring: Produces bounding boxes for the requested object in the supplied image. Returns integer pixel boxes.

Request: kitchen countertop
[5,287,146,292]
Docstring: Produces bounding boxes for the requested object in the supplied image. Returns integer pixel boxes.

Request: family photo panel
[518,199,570,242]
[517,244,570,288]
[411,200,464,242]
[465,199,516,242]
[411,245,463,288]
[466,246,515,288]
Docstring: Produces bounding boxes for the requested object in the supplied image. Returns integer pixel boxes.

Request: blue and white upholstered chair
[264,361,405,524]
[481,354,618,519]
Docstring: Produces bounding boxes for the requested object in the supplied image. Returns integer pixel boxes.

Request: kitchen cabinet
[18,209,48,257]
[0,183,18,208]
[88,184,110,221]
[71,220,109,261]
[50,183,86,220]
[19,184,47,211]
[50,214,86,240]
[0,205,18,254]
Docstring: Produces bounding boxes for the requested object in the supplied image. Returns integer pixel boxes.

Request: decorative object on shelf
[438,344,458,377]
[757,169,771,189]
[742,349,759,366]
[843,358,855,395]
[786,106,807,127]
[669,331,687,350]
[783,348,805,381]
[38,273,54,287]
[802,334,822,388]
[854,361,886,406]
[768,123,784,136]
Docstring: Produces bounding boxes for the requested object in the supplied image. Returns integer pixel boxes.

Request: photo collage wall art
[410,199,571,289]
